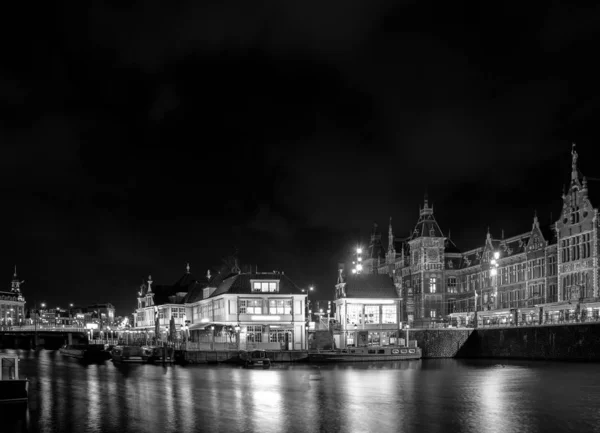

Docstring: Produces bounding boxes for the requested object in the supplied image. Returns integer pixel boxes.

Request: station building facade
[355,145,599,328]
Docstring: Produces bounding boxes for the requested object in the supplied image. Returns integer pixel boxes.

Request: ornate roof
[341,274,397,299]
[184,272,304,303]
[410,196,444,240]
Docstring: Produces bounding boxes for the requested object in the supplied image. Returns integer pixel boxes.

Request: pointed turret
[147,275,153,293]
[388,217,394,249]
[367,222,385,260]
[11,265,23,293]
[186,262,190,274]
[138,279,146,297]
[411,194,443,239]
[571,143,580,188]
[532,210,539,230]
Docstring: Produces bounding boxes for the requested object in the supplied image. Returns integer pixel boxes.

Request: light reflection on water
[3,349,600,433]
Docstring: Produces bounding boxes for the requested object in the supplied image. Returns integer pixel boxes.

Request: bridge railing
[0,325,89,333]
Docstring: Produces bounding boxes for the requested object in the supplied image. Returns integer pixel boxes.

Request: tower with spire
[0,267,26,325]
[555,143,598,301]
[386,217,396,265]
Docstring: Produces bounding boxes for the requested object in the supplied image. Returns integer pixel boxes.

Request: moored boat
[145,346,174,363]
[110,345,174,363]
[0,355,29,403]
[244,349,271,368]
[110,345,151,363]
[59,344,112,361]
[308,345,422,363]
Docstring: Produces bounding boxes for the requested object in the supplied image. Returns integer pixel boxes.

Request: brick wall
[411,329,474,358]
[413,323,600,361]
[458,323,600,361]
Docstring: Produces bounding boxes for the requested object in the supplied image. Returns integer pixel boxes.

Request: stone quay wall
[411,329,474,358]
[413,323,600,361]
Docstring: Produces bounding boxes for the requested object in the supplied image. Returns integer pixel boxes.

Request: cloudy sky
[1,1,599,313]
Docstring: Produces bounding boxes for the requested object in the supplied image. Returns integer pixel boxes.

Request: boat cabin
[0,355,29,403]
[1,355,20,380]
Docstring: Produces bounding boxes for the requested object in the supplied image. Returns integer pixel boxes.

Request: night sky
[2,2,600,315]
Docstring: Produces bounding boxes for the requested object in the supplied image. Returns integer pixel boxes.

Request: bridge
[0,326,91,350]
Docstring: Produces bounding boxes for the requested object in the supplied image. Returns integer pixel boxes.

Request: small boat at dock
[59,344,112,361]
[243,350,271,369]
[308,345,422,363]
[0,355,29,403]
[110,345,174,363]
[110,345,149,363]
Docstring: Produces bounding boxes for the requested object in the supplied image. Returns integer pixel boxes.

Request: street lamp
[211,325,215,351]
[353,247,363,274]
[354,323,357,347]
[405,323,410,347]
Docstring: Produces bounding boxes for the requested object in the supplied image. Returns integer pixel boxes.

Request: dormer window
[251,280,279,293]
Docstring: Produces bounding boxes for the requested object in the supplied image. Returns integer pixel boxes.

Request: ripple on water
[4,350,600,433]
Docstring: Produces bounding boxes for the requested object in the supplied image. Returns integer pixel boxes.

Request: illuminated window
[269,300,291,315]
[252,281,279,293]
[447,277,457,293]
[430,310,436,318]
[269,330,289,343]
[245,325,263,342]
[240,299,262,314]
[382,305,397,324]
[346,304,362,324]
[364,305,380,324]
[430,277,437,293]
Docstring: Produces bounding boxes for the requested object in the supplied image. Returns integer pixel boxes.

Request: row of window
[252,282,278,293]
[449,284,559,313]
[345,305,397,324]
[239,299,292,315]
[561,234,592,263]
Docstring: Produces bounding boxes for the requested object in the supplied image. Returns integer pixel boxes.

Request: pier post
[68,333,73,346]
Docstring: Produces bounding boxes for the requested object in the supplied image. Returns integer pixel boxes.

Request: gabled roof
[342,274,397,299]
[149,284,185,305]
[207,272,304,298]
[172,272,197,291]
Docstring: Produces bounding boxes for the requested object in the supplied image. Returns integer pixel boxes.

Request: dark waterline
[2,349,600,433]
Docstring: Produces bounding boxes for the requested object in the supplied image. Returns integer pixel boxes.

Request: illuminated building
[356,144,599,327]
[0,267,26,327]
[133,263,309,349]
[334,266,401,348]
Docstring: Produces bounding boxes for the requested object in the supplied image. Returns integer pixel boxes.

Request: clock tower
[405,194,446,325]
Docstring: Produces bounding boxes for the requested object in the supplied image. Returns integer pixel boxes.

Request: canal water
[2,349,600,433]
